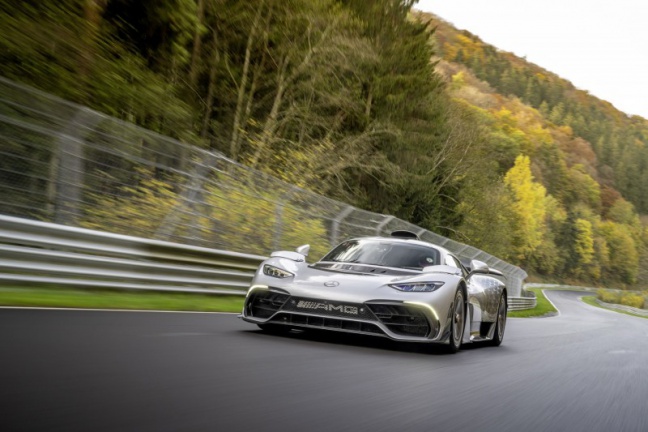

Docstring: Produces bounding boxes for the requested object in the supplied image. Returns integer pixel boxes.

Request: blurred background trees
[2,0,648,289]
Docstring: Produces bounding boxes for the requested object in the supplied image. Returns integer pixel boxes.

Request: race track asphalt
[1,290,647,432]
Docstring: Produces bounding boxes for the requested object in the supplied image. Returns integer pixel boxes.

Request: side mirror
[469,259,489,274]
[296,244,310,257]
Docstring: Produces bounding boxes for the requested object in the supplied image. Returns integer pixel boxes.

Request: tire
[490,294,507,346]
[446,289,465,353]
[257,323,291,334]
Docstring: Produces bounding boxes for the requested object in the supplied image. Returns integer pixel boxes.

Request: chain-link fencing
[0,77,527,295]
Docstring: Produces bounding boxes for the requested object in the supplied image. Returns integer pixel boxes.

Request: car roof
[347,236,452,256]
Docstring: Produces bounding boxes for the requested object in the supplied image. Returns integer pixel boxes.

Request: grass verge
[582,295,648,319]
[507,288,558,318]
[0,286,245,312]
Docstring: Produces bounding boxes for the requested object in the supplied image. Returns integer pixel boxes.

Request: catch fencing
[0,77,527,295]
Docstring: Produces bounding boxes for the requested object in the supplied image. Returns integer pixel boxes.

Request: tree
[598,221,639,284]
[564,164,601,211]
[504,155,548,261]
[572,218,595,277]
[607,198,640,228]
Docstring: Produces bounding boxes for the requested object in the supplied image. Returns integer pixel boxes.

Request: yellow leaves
[598,220,639,284]
[597,289,644,308]
[454,34,485,60]
[534,72,547,81]
[544,194,567,226]
[451,71,465,90]
[443,44,460,62]
[607,198,640,228]
[573,219,594,265]
[494,108,514,125]
[527,125,553,146]
[202,177,331,258]
[81,167,331,258]
[504,155,548,260]
[567,165,601,210]
[81,168,181,236]
[618,292,645,308]
[557,125,573,136]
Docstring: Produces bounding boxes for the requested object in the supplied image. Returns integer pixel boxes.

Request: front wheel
[446,289,465,353]
[490,294,507,346]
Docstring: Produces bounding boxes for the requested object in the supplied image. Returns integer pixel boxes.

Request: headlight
[263,264,294,278]
[389,282,444,292]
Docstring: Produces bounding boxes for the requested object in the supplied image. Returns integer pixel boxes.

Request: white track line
[542,289,561,317]
[0,306,239,314]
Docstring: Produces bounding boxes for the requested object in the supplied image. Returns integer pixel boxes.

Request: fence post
[54,107,101,225]
[375,215,395,236]
[155,151,216,243]
[330,206,354,245]
[273,201,285,251]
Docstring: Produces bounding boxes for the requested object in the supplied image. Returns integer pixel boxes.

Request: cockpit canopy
[320,239,440,270]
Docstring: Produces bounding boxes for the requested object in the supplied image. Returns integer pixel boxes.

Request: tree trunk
[249,57,288,169]
[248,19,336,169]
[229,2,265,161]
[78,0,107,102]
[201,28,220,139]
[234,7,272,158]
[189,0,205,88]
[365,83,373,119]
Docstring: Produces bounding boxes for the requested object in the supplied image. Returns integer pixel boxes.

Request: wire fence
[0,77,527,295]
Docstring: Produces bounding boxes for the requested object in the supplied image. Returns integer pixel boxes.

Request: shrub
[619,293,644,309]
[597,289,620,304]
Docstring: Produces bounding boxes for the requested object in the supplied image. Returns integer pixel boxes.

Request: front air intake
[366,303,430,337]
[247,290,290,319]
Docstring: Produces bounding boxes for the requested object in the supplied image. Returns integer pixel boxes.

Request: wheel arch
[459,280,468,307]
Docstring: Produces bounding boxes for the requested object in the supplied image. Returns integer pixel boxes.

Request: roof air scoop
[390,230,419,240]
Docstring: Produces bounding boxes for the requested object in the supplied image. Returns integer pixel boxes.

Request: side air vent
[390,230,419,240]
[247,290,290,319]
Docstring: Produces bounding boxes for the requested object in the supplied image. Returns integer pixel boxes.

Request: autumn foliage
[2,2,648,289]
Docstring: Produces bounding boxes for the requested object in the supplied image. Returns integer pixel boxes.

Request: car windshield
[320,239,440,270]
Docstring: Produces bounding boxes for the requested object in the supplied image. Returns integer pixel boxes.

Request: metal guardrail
[523,283,598,292]
[0,214,263,295]
[0,76,528,296]
[508,296,537,311]
[595,299,648,317]
[1,214,536,311]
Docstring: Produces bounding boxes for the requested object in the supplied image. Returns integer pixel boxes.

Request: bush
[597,289,620,304]
[619,293,644,309]
[597,289,645,308]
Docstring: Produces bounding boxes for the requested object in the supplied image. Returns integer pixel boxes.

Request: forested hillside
[1,1,647,288]
[419,11,648,287]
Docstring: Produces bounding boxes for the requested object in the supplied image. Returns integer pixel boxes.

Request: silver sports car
[240,231,507,353]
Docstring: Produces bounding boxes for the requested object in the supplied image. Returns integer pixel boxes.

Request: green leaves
[5,1,648,289]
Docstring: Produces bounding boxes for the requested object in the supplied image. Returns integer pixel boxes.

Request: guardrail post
[330,206,354,245]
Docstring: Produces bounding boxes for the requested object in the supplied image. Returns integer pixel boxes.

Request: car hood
[260,261,456,303]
